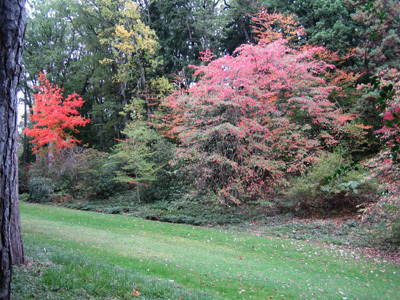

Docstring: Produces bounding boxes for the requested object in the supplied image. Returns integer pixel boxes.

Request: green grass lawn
[13,202,400,299]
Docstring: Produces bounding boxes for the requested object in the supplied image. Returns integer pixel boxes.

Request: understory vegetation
[19,0,400,252]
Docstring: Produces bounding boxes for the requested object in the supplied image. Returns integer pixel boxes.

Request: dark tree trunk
[0,0,26,299]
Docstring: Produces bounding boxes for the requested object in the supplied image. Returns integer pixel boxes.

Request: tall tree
[221,0,258,54]
[349,0,400,77]
[97,0,161,120]
[263,0,360,56]
[0,0,26,298]
[149,0,226,75]
[23,0,83,88]
[71,0,126,150]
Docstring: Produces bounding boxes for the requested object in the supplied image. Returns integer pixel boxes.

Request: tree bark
[0,0,26,299]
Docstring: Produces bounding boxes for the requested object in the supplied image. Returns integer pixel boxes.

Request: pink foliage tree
[164,39,354,205]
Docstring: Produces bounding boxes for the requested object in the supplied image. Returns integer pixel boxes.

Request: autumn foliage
[164,39,354,205]
[251,9,304,44]
[24,72,90,156]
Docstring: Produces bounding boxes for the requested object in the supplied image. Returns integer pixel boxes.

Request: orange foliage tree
[251,9,304,44]
[24,72,90,156]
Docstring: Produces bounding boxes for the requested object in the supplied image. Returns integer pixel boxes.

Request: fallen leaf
[131,289,141,296]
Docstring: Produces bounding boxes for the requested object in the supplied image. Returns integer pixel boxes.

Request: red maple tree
[24,72,90,156]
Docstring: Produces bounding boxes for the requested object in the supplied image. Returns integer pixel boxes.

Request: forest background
[19,0,400,248]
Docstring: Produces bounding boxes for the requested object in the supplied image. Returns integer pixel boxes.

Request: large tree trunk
[0,0,26,299]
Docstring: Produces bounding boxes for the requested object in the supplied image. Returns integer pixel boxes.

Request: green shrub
[392,219,400,243]
[287,151,378,214]
[159,214,198,224]
[27,176,55,202]
[25,147,122,203]
[19,193,30,202]
[139,139,178,203]
[72,147,120,199]
[151,193,275,226]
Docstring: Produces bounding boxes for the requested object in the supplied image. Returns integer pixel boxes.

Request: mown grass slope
[13,202,400,299]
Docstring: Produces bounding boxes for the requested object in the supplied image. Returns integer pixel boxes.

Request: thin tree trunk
[240,17,251,43]
[22,81,33,165]
[134,168,141,203]
[0,1,26,299]
[120,80,128,124]
[22,98,27,165]
[136,184,141,204]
